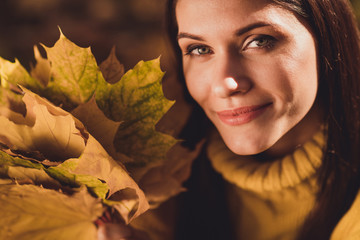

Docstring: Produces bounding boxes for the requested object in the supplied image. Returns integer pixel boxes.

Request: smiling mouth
[216,103,272,126]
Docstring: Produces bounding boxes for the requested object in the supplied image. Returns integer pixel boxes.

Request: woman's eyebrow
[177,22,272,41]
[177,32,204,41]
[235,22,271,36]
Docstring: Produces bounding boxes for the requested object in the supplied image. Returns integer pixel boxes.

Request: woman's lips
[216,103,272,126]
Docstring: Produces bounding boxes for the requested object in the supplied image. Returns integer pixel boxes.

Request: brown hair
[166,0,360,239]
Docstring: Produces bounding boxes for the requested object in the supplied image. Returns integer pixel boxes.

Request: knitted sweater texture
[132,128,360,239]
[207,129,360,240]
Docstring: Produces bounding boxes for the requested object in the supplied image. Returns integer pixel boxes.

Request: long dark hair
[166,0,360,239]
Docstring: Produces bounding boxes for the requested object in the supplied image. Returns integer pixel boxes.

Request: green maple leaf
[95,58,177,180]
[40,30,102,111]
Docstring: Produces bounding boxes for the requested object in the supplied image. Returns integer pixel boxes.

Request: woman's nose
[213,56,252,98]
[214,76,252,97]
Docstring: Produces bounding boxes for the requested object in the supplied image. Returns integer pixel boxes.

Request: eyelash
[183,35,276,57]
[244,35,276,50]
[184,44,213,56]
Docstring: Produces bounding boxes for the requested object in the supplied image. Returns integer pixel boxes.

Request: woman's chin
[224,139,272,156]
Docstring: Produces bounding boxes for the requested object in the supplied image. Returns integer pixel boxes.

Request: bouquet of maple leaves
[0,30,198,240]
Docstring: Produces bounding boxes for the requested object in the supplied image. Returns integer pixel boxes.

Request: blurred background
[1,0,358,72]
[0,0,169,71]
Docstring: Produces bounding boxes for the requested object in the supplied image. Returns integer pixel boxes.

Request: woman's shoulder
[331,190,360,239]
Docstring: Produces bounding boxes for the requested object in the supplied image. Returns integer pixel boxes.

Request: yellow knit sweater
[207,129,360,240]
[132,128,360,239]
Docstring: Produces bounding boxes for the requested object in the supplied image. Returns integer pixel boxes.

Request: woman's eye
[244,36,276,50]
[185,45,212,56]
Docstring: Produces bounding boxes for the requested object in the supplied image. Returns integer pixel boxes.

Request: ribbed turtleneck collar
[206,128,325,193]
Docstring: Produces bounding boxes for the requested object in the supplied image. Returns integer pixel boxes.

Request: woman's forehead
[175,0,273,10]
[175,0,298,35]
[175,0,280,24]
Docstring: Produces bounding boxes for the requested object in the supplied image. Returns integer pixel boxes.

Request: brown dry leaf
[0,178,13,184]
[0,87,148,222]
[67,135,149,223]
[0,106,27,125]
[0,184,103,240]
[71,96,131,163]
[0,79,27,116]
[99,46,125,84]
[0,57,43,91]
[30,45,51,87]
[6,166,62,189]
[138,140,205,207]
[0,88,86,162]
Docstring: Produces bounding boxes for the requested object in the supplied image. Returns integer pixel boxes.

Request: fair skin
[176,0,322,158]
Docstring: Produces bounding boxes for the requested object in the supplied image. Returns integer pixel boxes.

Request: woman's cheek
[185,69,211,104]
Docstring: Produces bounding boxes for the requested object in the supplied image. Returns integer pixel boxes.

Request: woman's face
[176,0,319,156]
